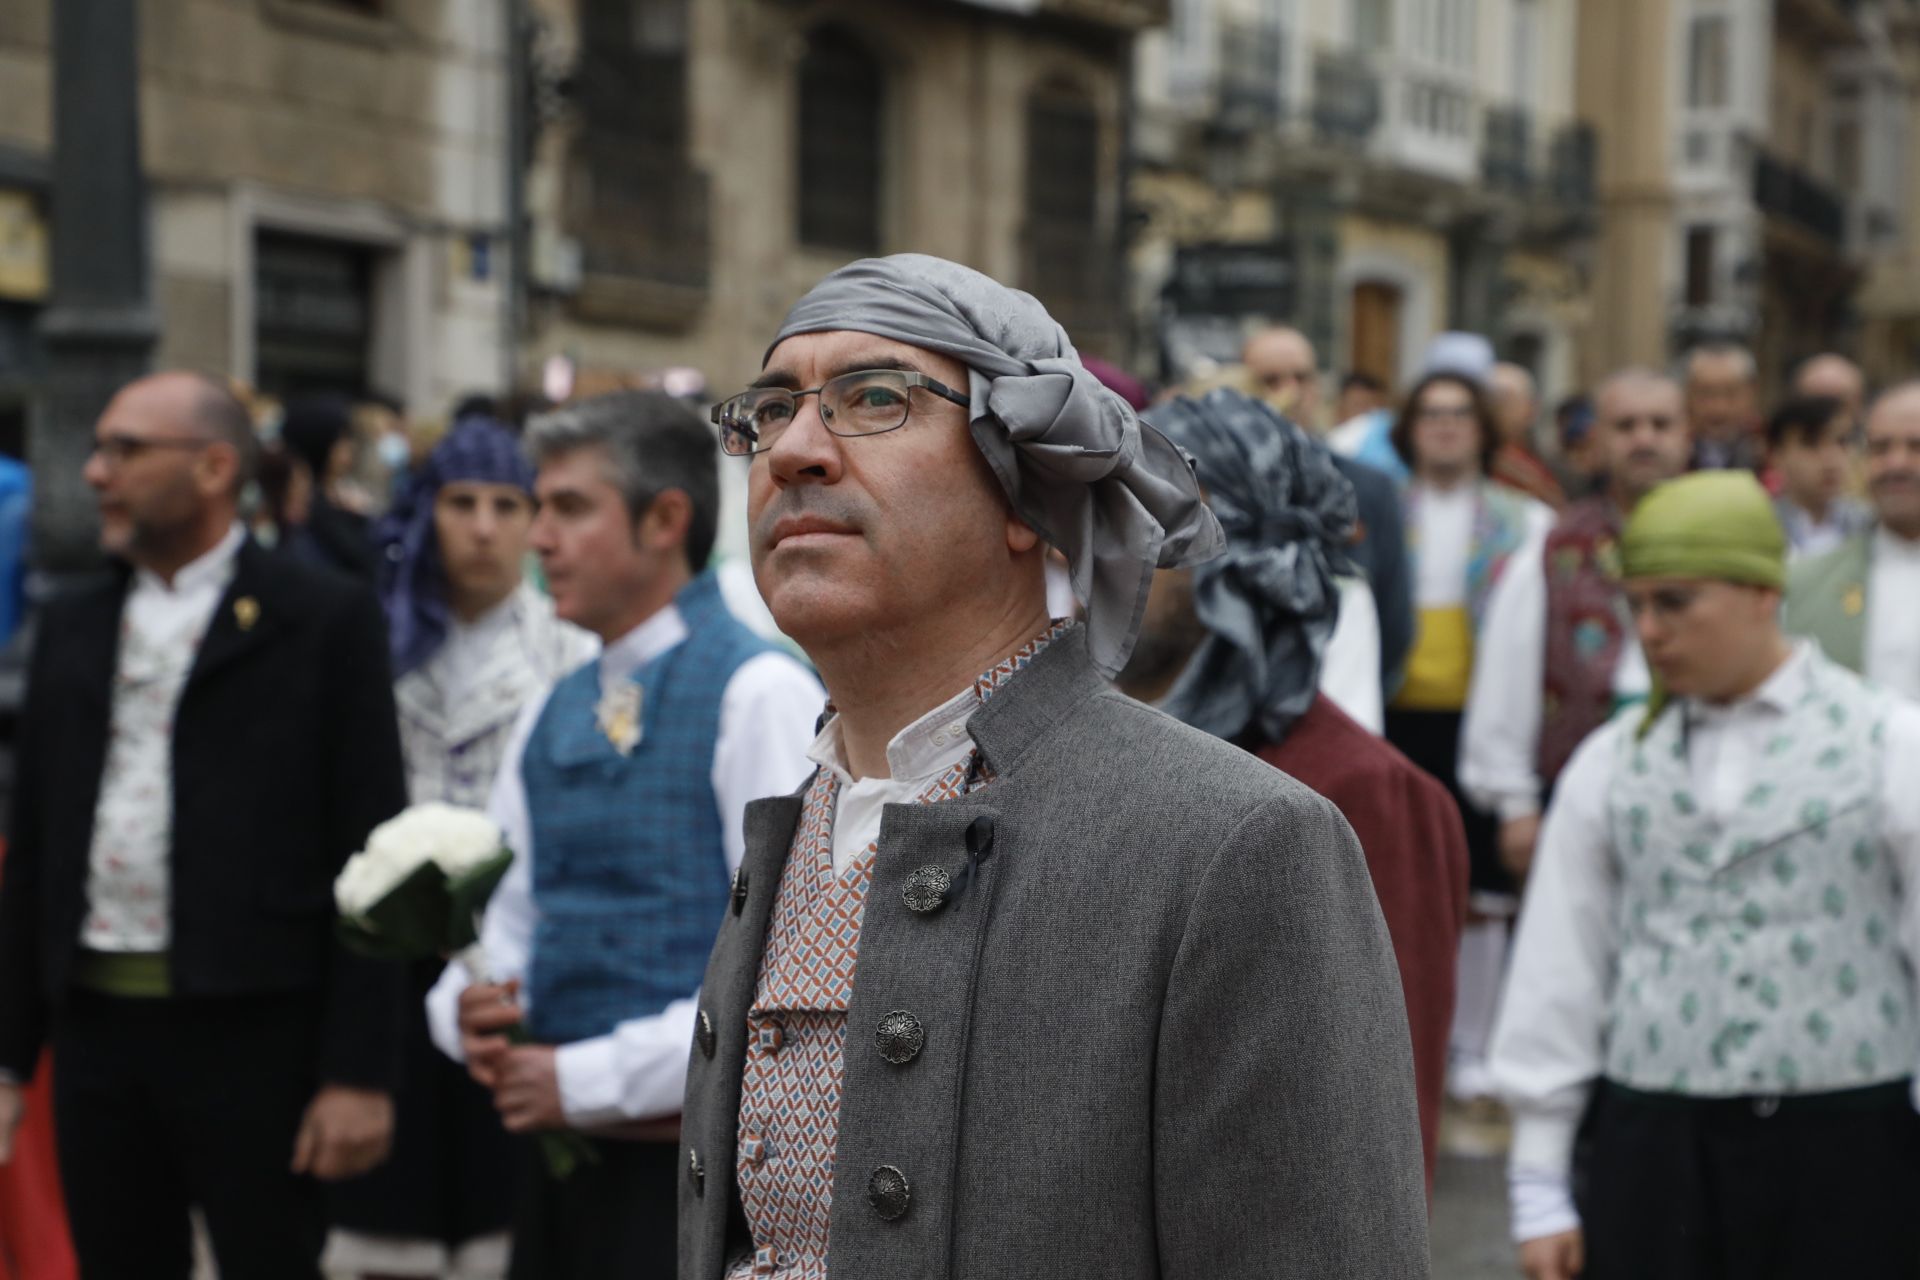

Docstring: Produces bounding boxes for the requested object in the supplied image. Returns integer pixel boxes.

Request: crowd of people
[0,249,1912,1280]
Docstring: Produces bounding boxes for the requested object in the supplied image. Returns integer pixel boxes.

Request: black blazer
[0,540,409,1087]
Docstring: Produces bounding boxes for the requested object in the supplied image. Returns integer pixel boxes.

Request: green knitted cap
[1619,471,1787,589]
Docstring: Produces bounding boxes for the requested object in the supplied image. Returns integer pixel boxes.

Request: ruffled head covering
[1142,389,1357,741]
[1620,470,1788,733]
[377,417,537,677]
[769,253,1223,678]
[1619,470,1786,590]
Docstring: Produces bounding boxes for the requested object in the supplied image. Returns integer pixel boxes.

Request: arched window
[797,27,883,254]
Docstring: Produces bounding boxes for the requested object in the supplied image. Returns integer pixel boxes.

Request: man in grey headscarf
[1118,388,1470,1189]
[678,255,1428,1279]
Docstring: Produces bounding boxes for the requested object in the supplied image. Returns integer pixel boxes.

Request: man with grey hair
[1684,341,1763,471]
[424,390,821,1278]
[680,255,1427,1278]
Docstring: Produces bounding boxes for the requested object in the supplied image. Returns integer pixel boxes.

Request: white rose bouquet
[334,802,514,962]
[335,803,593,1178]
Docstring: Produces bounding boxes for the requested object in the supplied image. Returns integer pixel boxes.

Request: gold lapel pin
[1843,585,1865,618]
[234,597,260,631]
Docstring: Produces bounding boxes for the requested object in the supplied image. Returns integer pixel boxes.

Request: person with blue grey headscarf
[680,255,1428,1279]
[329,417,591,1280]
[1118,388,1469,1188]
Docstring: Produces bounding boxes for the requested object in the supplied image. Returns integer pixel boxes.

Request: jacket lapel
[681,788,806,1280]
[186,541,285,693]
[62,574,130,724]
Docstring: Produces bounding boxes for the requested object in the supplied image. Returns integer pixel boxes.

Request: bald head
[1866,381,1920,539]
[1594,368,1691,506]
[1794,353,1866,426]
[1488,362,1539,445]
[1241,326,1320,424]
[85,370,260,576]
[1684,342,1759,445]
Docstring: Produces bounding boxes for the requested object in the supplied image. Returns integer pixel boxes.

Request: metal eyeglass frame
[711,369,971,456]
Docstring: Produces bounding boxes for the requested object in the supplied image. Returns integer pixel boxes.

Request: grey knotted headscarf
[1143,389,1357,742]
[769,253,1223,678]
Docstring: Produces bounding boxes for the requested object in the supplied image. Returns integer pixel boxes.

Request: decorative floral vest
[1539,499,1627,788]
[1603,653,1916,1096]
[727,624,1065,1279]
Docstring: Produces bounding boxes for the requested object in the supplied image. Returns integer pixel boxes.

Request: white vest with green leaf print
[1603,652,1916,1096]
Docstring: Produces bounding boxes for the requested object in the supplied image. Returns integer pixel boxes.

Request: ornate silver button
[902,865,952,914]
[876,1010,926,1064]
[868,1164,911,1220]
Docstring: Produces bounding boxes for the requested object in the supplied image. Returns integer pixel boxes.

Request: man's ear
[198,441,242,499]
[636,488,694,553]
[1006,512,1042,555]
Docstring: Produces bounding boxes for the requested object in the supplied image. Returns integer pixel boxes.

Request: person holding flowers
[423,390,821,1279]
[326,417,592,1280]
[0,371,410,1278]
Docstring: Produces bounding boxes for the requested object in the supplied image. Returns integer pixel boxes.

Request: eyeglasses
[711,369,970,457]
[90,433,214,467]
[1415,405,1477,424]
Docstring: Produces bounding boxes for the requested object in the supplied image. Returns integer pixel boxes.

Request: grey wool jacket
[679,626,1430,1278]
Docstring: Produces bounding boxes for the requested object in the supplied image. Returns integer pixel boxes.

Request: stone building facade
[0,0,515,420]
[1128,0,1596,409]
[518,0,1158,399]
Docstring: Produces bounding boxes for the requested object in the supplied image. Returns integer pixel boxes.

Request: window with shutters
[797,28,884,255]
[1024,82,1113,353]
[567,0,711,319]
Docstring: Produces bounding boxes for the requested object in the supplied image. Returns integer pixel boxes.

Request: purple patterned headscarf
[377,417,536,677]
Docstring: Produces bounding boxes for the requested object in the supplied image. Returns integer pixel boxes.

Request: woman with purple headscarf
[326,418,591,1280]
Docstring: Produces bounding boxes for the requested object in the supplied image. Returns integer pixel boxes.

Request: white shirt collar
[598,604,687,693]
[134,523,245,597]
[1873,525,1920,564]
[449,587,522,645]
[806,682,978,787]
[1686,640,1813,723]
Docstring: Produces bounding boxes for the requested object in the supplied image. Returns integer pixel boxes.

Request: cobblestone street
[1432,1154,1513,1280]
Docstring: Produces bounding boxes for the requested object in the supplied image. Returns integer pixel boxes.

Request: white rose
[403,802,506,875]
[334,803,502,918]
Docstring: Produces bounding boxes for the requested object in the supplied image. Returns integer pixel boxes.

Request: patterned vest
[727,624,1064,1280]
[1603,653,1916,1096]
[1538,499,1627,788]
[522,572,775,1046]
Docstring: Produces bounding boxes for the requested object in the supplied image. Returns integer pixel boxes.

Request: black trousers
[508,1136,678,1279]
[1579,1080,1920,1279]
[1384,708,1506,897]
[329,958,519,1244]
[51,987,326,1280]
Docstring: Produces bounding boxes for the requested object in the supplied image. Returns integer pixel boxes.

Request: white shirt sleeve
[1879,699,1920,1113]
[1489,718,1623,1241]
[425,690,549,1063]
[1319,576,1384,734]
[1461,541,1549,820]
[552,652,825,1127]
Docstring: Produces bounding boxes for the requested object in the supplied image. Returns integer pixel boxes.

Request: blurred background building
[4,0,1920,464]
[1130,0,1595,401]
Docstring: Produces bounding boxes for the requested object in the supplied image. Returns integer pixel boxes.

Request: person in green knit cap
[1488,470,1920,1280]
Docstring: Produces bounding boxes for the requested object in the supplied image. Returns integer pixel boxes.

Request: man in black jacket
[0,372,408,1279]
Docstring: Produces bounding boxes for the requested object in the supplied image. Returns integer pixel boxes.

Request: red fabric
[1492,441,1567,511]
[0,846,77,1280]
[1258,695,1470,1190]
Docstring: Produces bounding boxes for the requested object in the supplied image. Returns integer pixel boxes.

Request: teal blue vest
[522,572,778,1045]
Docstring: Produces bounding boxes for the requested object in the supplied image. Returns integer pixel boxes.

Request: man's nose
[765,396,843,486]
